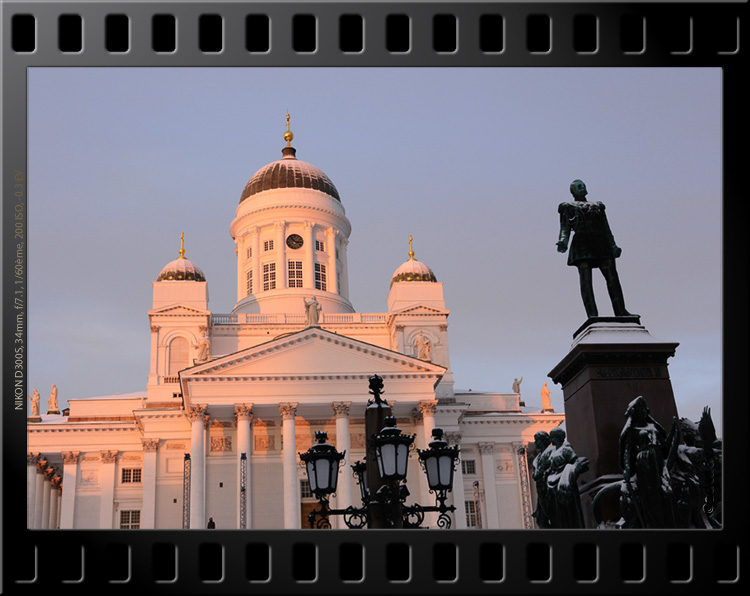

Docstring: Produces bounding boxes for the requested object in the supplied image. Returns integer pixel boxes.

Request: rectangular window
[246,269,253,295]
[462,460,476,475]
[465,500,479,528]
[120,510,141,529]
[263,239,274,252]
[262,262,276,291]
[121,468,142,483]
[315,240,325,252]
[288,260,303,288]
[246,247,252,259]
[300,479,313,499]
[314,263,327,291]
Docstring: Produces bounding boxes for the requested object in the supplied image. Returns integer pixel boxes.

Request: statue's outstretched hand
[613,246,622,258]
[556,241,567,253]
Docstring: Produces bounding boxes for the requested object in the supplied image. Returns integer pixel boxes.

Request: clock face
[286,234,304,249]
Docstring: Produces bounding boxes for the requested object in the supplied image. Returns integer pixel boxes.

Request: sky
[26,67,722,435]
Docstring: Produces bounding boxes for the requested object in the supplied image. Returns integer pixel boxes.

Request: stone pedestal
[548,319,680,526]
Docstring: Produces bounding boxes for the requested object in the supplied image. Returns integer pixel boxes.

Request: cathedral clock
[286,234,304,249]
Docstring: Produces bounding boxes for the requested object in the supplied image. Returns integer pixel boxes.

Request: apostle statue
[48,384,59,413]
[304,296,322,327]
[512,377,523,395]
[556,180,637,319]
[413,331,431,360]
[540,382,553,411]
[545,428,589,528]
[196,330,211,362]
[28,389,41,416]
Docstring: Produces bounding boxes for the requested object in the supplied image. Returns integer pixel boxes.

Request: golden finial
[408,235,415,261]
[284,113,294,146]
[178,232,186,259]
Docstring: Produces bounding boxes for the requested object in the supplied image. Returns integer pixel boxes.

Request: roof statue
[556,180,638,320]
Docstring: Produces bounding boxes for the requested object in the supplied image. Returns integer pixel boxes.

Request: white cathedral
[27,121,563,530]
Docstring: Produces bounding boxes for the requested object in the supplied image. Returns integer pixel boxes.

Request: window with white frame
[462,460,476,475]
[121,468,142,483]
[288,260,303,288]
[246,270,253,295]
[120,510,141,529]
[300,479,314,500]
[246,247,252,259]
[314,263,327,291]
[263,262,276,291]
[315,240,325,252]
[465,500,480,528]
[263,239,274,252]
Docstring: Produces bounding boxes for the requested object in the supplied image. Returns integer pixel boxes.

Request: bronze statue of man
[557,180,637,319]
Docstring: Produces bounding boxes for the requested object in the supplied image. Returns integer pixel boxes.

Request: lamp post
[299,375,460,529]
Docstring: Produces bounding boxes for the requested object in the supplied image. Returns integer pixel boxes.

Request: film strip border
[3,1,748,595]
[4,2,744,63]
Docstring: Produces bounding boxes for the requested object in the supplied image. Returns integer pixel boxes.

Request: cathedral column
[33,457,47,529]
[513,441,534,529]
[280,403,300,529]
[332,402,352,527]
[302,222,314,289]
[250,226,260,295]
[188,405,207,529]
[339,237,350,299]
[445,432,467,529]
[148,326,160,385]
[99,450,118,529]
[326,227,338,295]
[141,439,160,529]
[235,404,253,529]
[276,221,287,288]
[49,476,61,529]
[27,454,39,528]
[60,451,80,529]
[479,442,500,529]
[41,466,53,529]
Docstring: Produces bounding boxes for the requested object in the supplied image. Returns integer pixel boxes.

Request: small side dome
[157,233,206,282]
[390,236,437,288]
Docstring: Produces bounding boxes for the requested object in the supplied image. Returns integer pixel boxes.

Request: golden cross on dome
[178,232,186,259]
[408,235,415,261]
[284,113,294,146]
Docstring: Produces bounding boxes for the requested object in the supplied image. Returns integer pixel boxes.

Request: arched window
[168,337,189,376]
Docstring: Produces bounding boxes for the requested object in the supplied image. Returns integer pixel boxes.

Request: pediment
[388,304,450,317]
[182,328,445,381]
[148,303,211,317]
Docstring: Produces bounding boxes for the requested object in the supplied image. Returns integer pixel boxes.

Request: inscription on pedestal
[595,366,662,379]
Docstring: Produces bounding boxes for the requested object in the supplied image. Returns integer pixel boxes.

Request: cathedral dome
[239,146,340,203]
[239,116,340,203]
[156,234,206,281]
[390,236,437,288]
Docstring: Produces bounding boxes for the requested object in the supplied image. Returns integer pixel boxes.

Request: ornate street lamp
[299,376,460,529]
[299,432,367,529]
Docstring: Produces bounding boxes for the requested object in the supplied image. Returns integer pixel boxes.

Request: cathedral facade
[27,123,563,530]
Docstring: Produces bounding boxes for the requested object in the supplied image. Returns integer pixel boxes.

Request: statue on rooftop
[197,330,211,362]
[512,377,523,395]
[541,382,553,411]
[47,384,59,413]
[29,389,40,417]
[304,296,322,327]
[556,180,637,319]
[413,331,431,360]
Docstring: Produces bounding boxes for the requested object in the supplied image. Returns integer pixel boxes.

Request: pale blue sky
[27,67,722,434]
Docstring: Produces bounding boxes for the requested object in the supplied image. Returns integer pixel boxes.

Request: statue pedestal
[27,416,42,423]
[46,410,60,415]
[548,319,680,526]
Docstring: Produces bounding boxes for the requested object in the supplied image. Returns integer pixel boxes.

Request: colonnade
[28,399,481,530]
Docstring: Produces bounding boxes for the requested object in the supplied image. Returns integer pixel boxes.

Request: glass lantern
[417,428,460,491]
[372,416,415,481]
[299,431,345,498]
